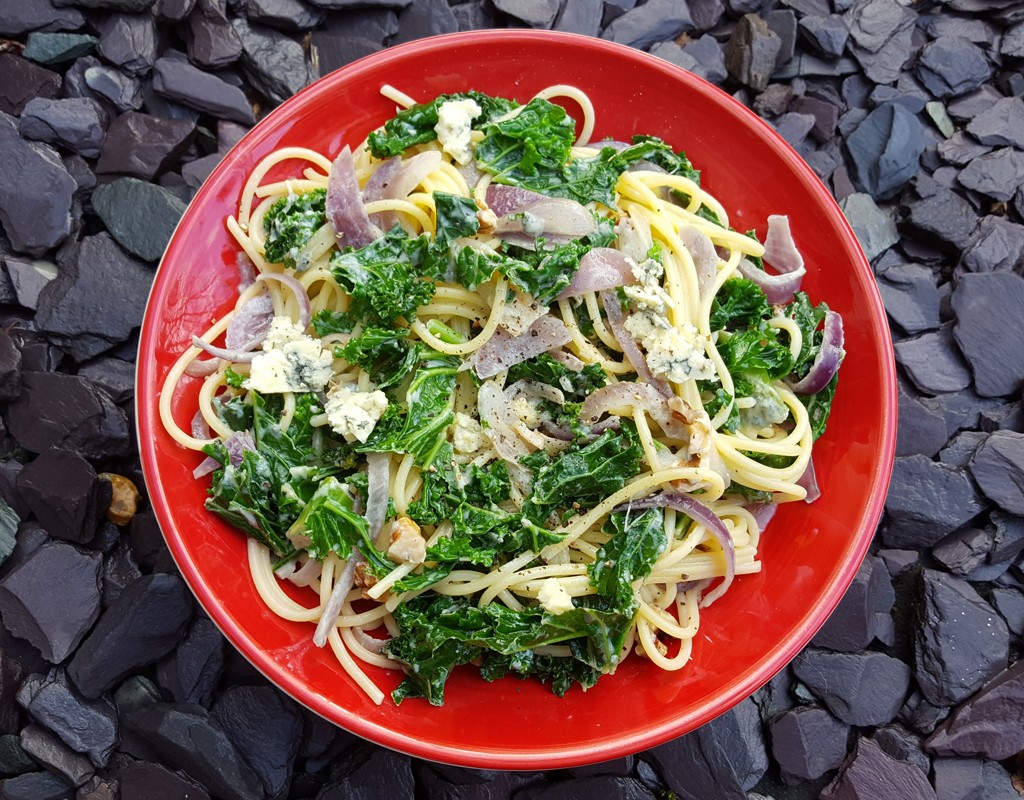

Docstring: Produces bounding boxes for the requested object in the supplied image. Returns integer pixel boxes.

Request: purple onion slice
[789,310,844,396]
[326,145,380,249]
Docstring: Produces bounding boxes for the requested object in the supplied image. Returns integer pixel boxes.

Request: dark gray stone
[91,178,186,262]
[231,17,312,106]
[117,759,212,800]
[96,12,156,76]
[95,108,194,177]
[34,233,154,362]
[752,83,792,118]
[600,0,691,49]
[0,733,36,777]
[798,14,849,59]
[67,573,193,698]
[812,554,894,651]
[645,697,767,799]
[932,758,1019,800]
[915,570,1009,708]
[4,256,57,311]
[78,357,135,404]
[772,112,815,147]
[1004,19,1024,57]
[19,723,94,786]
[156,617,224,708]
[916,36,993,99]
[185,0,241,69]
[845,102,924,201]
[958,216,1024,274]
[769,706,848,783]
[990,588,1024,637]
[0,542,101,663]
[894,325,972,396]
[0,770,74,800]
[553,0,602,35]
[838,192,898,261]
[0,54,62,116]
[792,649,910,727]
[902,176,979,251]
[517,777,657,800]
[212,685,303,799]
[16,450,106,544]
[845,0,915,84]
[725,14,781,92]
[932,527,994,577]
[821,737,935,800]
[663,34,729,85]
[958,148,1024,203]
[926,659,1024,760]
[872,724,929,776]
[689,0,724,31]
[23,32,97,67]
[152,54,254,124]
[877,263,940,335]
[990,512,1024,565]
[951,272,1024,398]
[315,743,415,800]
[789,95,838,142]
[937,132,993,167]
[83,64,144,111]
[0,502,16,572]
[124,703,263,800]
[764,9,797,67]
[0,112,75,257]
[246,0,324,31]
[0,0,85,36]
[52,0,155,10]
[17,669,117,767]
[883,455,985,549]
[939,430,987,469]
[965,97,1024,149]
[969,432,1024,515]
[392,0,456,41]
[156,0,195,20]
[17,97,107,158]
[308,33,381,75]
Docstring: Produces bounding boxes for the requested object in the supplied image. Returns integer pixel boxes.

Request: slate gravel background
[1,0,1023,798]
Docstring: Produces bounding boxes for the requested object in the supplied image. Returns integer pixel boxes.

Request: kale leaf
[709,278,772,331]
[521,423,644,525]
[339,326,422,389]
[367,92,518,159]
[433,191,479,246]
[590,507,666,611]
[263,189,327,269]
[717,324,795,380]
[479,650,600,696]
[475,97,576,185]
[330,226,436,327]
[505,353,607,403]
[802,371,838,440]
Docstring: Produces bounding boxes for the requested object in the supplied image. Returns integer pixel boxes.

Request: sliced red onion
[677,577,712,594]
[361,155,401,203]
[236,252,256,290]
[225,430,256,466]
[225,292,273,351]
[458,159,483,191]
[191,335,259,363]
[500,291,548,336]
[185,358,221,377]
[313,553,361,647]
[745,502,778,530]
[256,272,312,332]
[679,226,718,299]
[485,183,546,218]
[379,150,442,231]
[192,456,220,479]
[540,415,619,442]
[364,452,390,544]
[797,458,821,504]
[789,310,845,395]
[467,316,572,379]
[580,382,693,441]
[600,290,671,398]
[351,628,388,655]
[737,214,807,304]
[504,379,565,406]
[548,348,585,372]
[478,379,532,470]
[556,247,635,300]
[191,410,210,440]
[493,196,596,247]
[276,555,322,588]
[616,214,653,264]
[326,145,380,249]
[617,492,735,607]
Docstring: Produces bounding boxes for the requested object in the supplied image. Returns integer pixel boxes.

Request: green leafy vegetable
[433,191,479,246]
[476,97,576,185]
[339,327,422,389]
[367,92,518,159]
[709,278,772,331]
[263,189,326,269]
[506,353,607,403]
[802,372,838,440]
[590,508,667,610]
[717,325,795,380]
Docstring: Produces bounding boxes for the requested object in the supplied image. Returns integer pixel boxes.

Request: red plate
[137,30,896,769]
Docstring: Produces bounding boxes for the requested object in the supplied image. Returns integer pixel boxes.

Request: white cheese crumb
[625,311,716,383]
[434,98,481,165]
[537,578,575,615]
[244,316,333,394]
[452,412,486,454]
[623,256,674,313]
[324,382,389,443]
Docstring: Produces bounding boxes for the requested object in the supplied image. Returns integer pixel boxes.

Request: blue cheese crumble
[624,256,674,313]
[245,317,333,393]
[325,383,389,443]
[452,412,486,454]
[625,310,716,383]
[434,98,481,165]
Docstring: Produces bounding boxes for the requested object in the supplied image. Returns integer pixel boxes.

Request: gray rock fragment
[0,0,85,36]
[17,97,107,158]
[845,102,924,200]
[821,737,935,800]
[883,455,985,549]
[965,97,1024,148]
[96,12,156,76]
[83,63,144,111]
[601,0,692,50]
[4,256,58,311]
[553,0,602,36]
[23,32,97,67]
[186,0,242,68]
[916,36,993,98]
[936,131,992,166]
[725,14,781,92]
[957,147,1024,202]
[951,272,1024,398]
[246,0,325,31]
[152,54,254,124]
[932,527,994,577]
[769,706,849,783]
[969,432,1024,515]
[932,758,1019,800]
[91,177,186,262]
[19,723,94,785]
[792,649,910,727]
[958,216,1024,274]
[231,17,313,106]
[838,192,898,261]
[798,14,849,59]
[894,324,972,396]
[872,724,930,776]
[877,263,940,335]
[902,176,979,251]
[812,554,894,651]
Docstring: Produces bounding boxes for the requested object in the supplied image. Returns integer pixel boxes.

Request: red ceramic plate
[137,30,896,769]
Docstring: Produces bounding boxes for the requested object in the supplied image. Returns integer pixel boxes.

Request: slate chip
[309,33,381,75]
[845,0,915,84]
[872,724,929,776]
[0,770,74,800]
[0,333,23,403]
[16,450,107,544]
[67,573,193,698]
[0,541,101,663]
[17,97,107,158]
[212,685,303,799]
[951,272,1024,398]
[517,776,658,800]
[958,216,1024,274]
[838,192,898,261]
[965,97,1024,149]
[931,527,993,577]
[231,17,313,106]
[916,36,993,99]
[725,14,781,92]
[0,55,62,117]
[812,554,894,651]
[957,147,1024,203]
[902,176,979,251]
[91,178,187,262]
[845,102,924,200]
[315,743,415,800]
[392,0,457,42]
[23,32,97,67]
[926,659,1024,760]
[645,697,767,798]
[894,324,972,396]
[989,511,1024,565]
[0,0,85,37]
[915,570,1009,708]
[83,63,144,111]
[116,759,211,800]
[877,263,940,335]
[152,54,254,124]
[769,706,849,783]
[821,737,935,800]
[0,112,76,258]
[96,12,156,76]
[792,649,910,727]
[124,703,263,800]
[554,0,603,36]
[19,722,95,786]
[185,0,242,69]
[932,758,1019,800]
[969,431,1024,515]
[938,430,986,469]
[156,617,224,708]
[4,256,57,311]
[245,0,325,31]
[798,14,849,59]
[883,455,984,549]
[990,588,1024,637]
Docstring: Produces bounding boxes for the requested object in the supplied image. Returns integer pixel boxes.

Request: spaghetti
[162,85,842,706]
